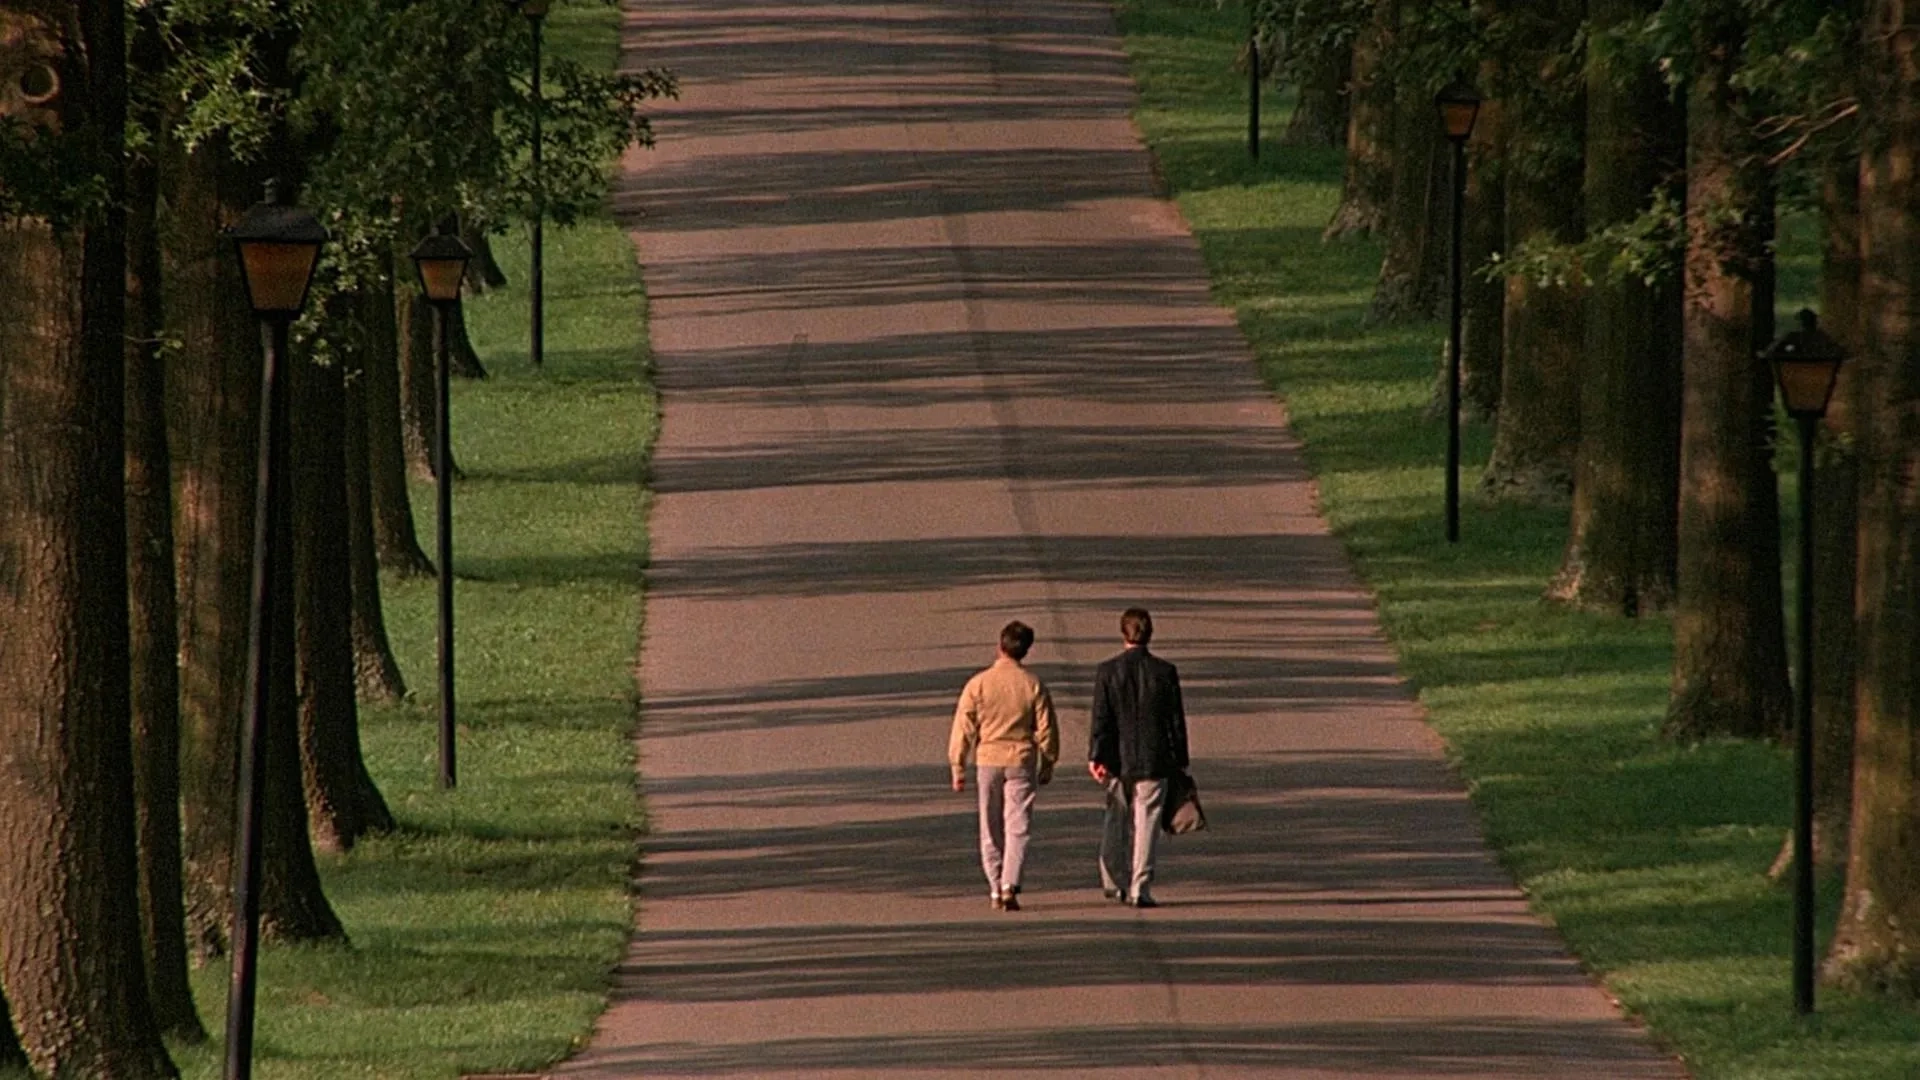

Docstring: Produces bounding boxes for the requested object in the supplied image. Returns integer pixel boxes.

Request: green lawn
[164,3,654,1076]
[1113,2,1920,1077]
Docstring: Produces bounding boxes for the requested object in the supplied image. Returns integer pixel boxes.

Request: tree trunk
[402,281,464,480]
[1282,44,1349,148]
[163,98,345,957]
[448,297,489,380]
[342,299,409,702]
[1664,15,1791,742]
[465,225,509,293]
[124,4,204,1040]
[259,357,350,944]
[293,351,396,853]
[1550,0,1684,615]
[163,124,273,958]
[0,6,177,1074]
[1481,10,1583,500]
[1369,58,1448,324]
[1325,0,1395,240]
[1823,0,1920,996]
[1459,60,1505,421]
[1802,161,1864,872]
[0,987,21,1069]
[362,261,436,576]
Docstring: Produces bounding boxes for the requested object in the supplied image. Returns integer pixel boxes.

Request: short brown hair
[999,620,1035,660]
[1121,607,1152,645]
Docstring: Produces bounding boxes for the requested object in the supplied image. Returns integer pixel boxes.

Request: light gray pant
[978,765,1037,896]
[1100,777,1167,900]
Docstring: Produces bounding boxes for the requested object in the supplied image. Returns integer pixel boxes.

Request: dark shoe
[1001,892,1021,912]
[1129,894,1158,909]
[1103,888,1126,903]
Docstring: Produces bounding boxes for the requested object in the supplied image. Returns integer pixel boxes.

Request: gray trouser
[978,764,1036,895]
[1099,777,1167,900]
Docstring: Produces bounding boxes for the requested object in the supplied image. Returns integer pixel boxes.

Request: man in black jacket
[1087,607,1188,908]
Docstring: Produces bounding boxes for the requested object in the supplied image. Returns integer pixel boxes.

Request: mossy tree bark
[1369,48,1448,324]
[341,298,410,702]
[1550,0,1684,615]
[1823,0,1920,997]
[1325,0,1395,240]
[0,5,177,1074]
[292,350,396,852]
[1664,8,1791,742]
[1770,161,1865,879]
[1481,0,1583,500]
[124,3,203,1042]
[1282,43,1349,148]
[362,262,436,575]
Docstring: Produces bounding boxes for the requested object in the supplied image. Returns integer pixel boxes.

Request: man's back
[1089,648,1188,780]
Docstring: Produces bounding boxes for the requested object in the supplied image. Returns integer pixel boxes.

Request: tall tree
[1664,3,1792,741]
[0,3,178,1075]
[1482,0,1584,499]
[1774,159,1864,878]
[1551,0,1685,614]
[161,2,345,953]
[341,285,411,700]
[362,258,436,574]
[1368,38,1449,322]
[124,2,205,1042]
[1326,0,1397,238]
[1459,35,1505,419]
[293,345,396,851]
[1823,0,1920,998]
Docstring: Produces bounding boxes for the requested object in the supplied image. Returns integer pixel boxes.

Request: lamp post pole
[223,184,326,1080]
[412,229,473,789]
[1433,80,1480,545]
[529,2,545,368]
[432,294,457,787]
[1444,132,1465,544]
[225,310,290,1080]
[1762,307,1846,1017]
[1791,410,1817,1015]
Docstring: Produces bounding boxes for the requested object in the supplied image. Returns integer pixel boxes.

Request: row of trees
[1256,0,1918,996]
[0,1,669,1075]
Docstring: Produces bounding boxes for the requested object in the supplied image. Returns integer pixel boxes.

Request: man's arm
[1088,662,1118,779]
[1034,684,1060,781]
[949,677,980,790]
[1167,664,1189,771]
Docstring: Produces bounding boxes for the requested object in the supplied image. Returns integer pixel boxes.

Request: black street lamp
[1435,79,1481,544]
[514,0,551,367]
[411,229,474,790]
[223,181,326,1080]
[1763,308,1847,1017]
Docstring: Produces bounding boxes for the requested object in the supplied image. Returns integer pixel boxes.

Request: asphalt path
[556,1,1688,1076]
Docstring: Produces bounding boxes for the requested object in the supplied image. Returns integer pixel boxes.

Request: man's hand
[1088,761,1110,783]
[1036,765,1053,786]
[951,775,965,794]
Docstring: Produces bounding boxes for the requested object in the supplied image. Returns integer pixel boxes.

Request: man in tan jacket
[950,620,1059,911]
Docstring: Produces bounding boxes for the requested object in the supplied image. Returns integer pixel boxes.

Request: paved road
[558,1,1687,1076]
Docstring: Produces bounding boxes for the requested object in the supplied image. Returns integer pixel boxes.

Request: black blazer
[1088,647,1189,780]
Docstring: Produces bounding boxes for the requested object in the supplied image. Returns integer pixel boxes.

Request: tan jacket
[950,657,1059,781]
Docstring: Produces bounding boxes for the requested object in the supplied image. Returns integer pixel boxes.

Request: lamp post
[1763,308,1847,1016]
[514,0,551,367]
[411,229,474,790]
[223,182,326,1080]
[1434,80,1481,544]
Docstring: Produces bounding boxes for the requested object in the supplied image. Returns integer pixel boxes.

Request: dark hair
[1121,607,1152,645]
[999,620,1035,661]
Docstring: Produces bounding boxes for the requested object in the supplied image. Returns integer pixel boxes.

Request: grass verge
[1113,2,1920,1078]
[170,4,653,1077]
